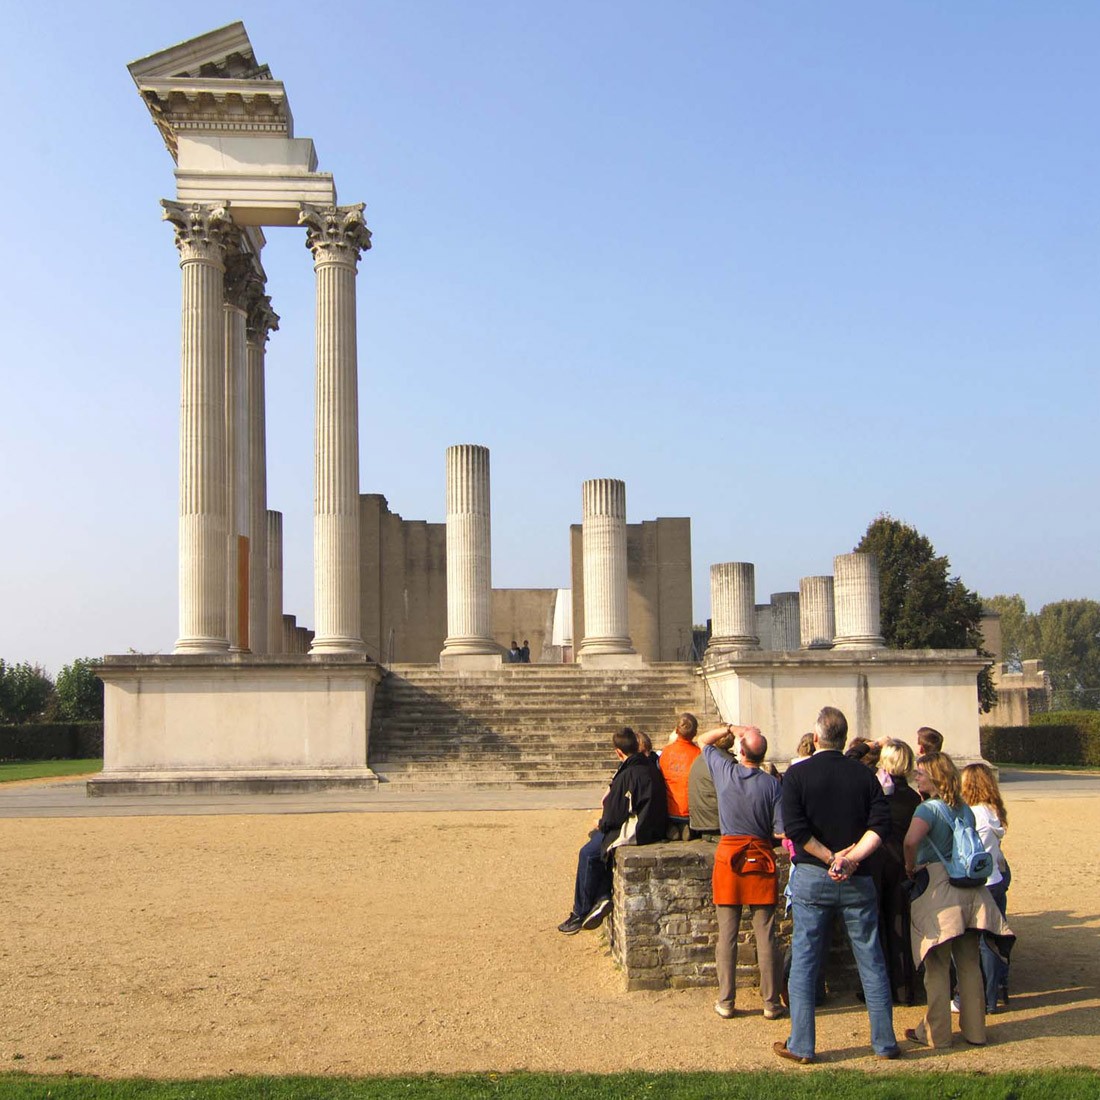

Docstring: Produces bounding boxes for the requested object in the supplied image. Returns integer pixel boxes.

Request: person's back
[688,750,721,837]
[658,712,700,839]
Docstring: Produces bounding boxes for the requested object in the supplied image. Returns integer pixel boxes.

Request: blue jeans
[571,830,611,918]
[787,864,897,1058]
[980,868,1010,1011]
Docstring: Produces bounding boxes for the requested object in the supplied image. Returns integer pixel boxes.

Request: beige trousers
[715,904,781,1013]
[914,930,986,1047]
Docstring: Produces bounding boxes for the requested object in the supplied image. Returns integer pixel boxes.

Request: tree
[855,516,995,712]
[54,658,105,722]
[0,660,56,723]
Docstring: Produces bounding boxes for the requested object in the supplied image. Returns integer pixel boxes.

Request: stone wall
[609,841,857,993]
[491,588,557,662]
[571,517,694,664]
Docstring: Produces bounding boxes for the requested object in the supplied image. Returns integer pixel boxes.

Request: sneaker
[714,1001,735,1019]
[581,896,612,930]
[557,914,584,935]
[950,997,960,1013]
[763,1006,787,1020]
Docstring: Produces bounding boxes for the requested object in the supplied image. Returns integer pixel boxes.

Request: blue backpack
[927,801,993,888]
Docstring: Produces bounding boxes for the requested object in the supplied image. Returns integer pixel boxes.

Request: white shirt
[971,802,1005,887]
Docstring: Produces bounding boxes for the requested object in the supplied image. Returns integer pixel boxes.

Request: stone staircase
[368,663,718,789]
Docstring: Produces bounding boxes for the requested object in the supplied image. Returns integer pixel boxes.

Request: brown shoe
[773,1040,814,1065]
[904,1028,929,1047]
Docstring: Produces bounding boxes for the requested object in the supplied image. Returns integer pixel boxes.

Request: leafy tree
[0,660,56,723]
[981,596,1100,710]
[855,516,995,712]
[982,593,1038,672]
[54,658,105,722]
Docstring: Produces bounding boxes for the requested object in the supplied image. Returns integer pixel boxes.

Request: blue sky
[1,2,1097,673]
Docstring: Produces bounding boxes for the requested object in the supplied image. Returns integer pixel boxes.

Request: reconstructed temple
[92,24,990,794]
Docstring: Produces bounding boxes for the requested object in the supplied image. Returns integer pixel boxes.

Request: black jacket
[597,752,669,856]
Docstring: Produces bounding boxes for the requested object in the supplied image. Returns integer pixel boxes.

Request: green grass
[1,1072,1098,1100]
[0,758,102,783]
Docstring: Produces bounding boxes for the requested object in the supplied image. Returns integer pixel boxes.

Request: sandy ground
[1,793,1099,1078]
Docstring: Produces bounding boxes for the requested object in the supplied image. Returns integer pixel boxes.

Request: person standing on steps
[557,727,668,935]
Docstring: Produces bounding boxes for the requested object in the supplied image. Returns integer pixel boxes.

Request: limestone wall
[610,843,857,993]
[491,589,557,662]
[571,517,693,663]
[359,494,447,663]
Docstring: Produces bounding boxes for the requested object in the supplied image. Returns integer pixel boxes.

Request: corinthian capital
[246,293,280,345]
[224,247,261,311]
[161,200,233,264]
[299,203,372,266]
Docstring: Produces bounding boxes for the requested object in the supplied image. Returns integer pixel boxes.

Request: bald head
[739,727,768,765]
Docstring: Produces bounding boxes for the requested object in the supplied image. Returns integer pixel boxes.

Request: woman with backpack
[960,763,1012,1012]
[902,752,1014,1050]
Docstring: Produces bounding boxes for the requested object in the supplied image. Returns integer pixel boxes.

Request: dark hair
[614,727,639,754]
[816,706,848,749]
[740,730,768,764]
[637,731,654,754]
[917,726,943,754]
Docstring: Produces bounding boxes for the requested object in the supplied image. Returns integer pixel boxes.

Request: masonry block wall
[609,842,858,993]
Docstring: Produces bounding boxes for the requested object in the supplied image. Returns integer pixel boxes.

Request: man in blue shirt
[697,723,784,1020]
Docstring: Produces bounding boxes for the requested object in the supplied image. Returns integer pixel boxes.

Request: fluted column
[163,200,232,653]
[300,203,371,654]
[833,552,885,649]
[266,510,284,654]
[799,575,835,649]
[755,604,775,650]
[771,591,801,651]
[578,478,640,666]
[282,614,298,654]
[440,444,500,666]
[246,294,279,654]
[707,562,759,656]
[223,246,251,651]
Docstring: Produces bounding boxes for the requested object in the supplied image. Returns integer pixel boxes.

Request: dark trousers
[572,829,612,918]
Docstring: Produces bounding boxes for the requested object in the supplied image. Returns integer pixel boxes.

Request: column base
[310,637,367,655]
[578,649,644,669]
[833,636,886,650]
[174,637,230,653]
[706,636,760,657]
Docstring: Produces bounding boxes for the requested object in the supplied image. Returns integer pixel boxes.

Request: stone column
[300,204,372,654]
[578,478,641,667]
[706,562,759,656]
[246,294,279,654]
[799,575,835,649]
[833,553,885,649]
[282,614,298,654]
[223,246,251,651]
[163,200,232,653]
[755,604,776,651]
[266,510,284,654]
[771,591,801,651]
[440,444,500,668]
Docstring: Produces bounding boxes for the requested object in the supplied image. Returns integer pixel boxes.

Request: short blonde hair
[878,739,914,779]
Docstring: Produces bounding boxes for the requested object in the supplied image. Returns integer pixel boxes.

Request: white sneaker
[950,998,960,1013]
[714,1001,735,1019]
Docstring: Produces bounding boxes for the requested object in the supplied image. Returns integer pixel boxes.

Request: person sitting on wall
[638,731,662,768]
[557,726,668,935]
[659,712,700,840]
[698,722,786,1020]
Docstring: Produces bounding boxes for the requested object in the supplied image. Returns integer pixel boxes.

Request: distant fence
[0,723,104,761]
[982,711,1100,767]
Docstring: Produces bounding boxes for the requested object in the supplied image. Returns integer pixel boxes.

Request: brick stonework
[609,841,859,993]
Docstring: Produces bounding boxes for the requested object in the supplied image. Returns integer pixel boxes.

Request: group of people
[507,640,531,663]
[557,707,1015,1063]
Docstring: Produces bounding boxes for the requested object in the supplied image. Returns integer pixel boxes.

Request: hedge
[982,713,1100,767]
[0,722,103,762]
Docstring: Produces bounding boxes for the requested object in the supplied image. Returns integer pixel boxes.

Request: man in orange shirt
[658,712,700,840]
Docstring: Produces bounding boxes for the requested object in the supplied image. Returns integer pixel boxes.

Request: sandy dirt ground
[2,793,1099,1078]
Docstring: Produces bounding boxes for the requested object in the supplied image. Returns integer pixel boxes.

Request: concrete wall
[571,517,693,663]
[359,494,447,663]
[491,589,557,662]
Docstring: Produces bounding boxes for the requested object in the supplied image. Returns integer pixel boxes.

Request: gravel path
[2,796,1098,1077]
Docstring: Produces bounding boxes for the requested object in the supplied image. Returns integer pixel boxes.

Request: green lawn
[0,758,102,783]
[1,1072,1099,1100]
